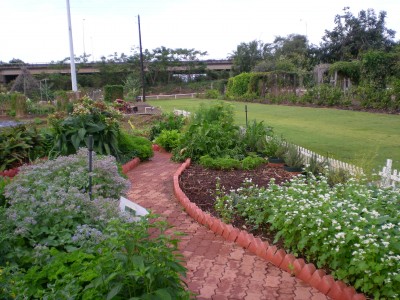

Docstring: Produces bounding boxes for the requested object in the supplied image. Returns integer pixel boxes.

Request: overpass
[0,60,232,84]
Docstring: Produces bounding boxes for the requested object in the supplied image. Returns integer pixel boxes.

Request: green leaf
[106,283,123,300]
[154,289,172,300]
[78,128,87,140]
[71,134,82,150]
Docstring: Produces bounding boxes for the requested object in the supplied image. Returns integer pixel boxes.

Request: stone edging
[122,157,141,174]
[173,158,367,300]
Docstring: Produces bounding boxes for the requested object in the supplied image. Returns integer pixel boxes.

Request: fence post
[245,105,248,127]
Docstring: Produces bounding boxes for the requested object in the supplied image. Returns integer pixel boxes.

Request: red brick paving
[126,151,329,299]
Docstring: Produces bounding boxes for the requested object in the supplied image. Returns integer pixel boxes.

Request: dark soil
[179,163,294,247]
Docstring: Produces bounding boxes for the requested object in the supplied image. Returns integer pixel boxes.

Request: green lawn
[147,99,400,172]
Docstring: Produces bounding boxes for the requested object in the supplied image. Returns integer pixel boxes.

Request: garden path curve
[126,151,329,300]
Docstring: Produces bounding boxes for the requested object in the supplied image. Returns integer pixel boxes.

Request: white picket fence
[280,140,399,188]
[295,145,363,176]
[378,159,400,188]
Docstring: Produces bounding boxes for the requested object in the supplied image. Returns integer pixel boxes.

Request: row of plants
[0,149,191,299]
[219,71,400,112]
[0,96,154,173]
[213,174,400,299]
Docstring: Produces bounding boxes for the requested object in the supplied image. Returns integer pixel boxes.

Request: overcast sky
[1,0,399,63]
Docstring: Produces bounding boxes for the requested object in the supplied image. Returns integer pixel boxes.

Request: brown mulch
[179,163,294,247]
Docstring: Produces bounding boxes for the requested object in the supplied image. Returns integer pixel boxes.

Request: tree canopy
[319,7,396,62]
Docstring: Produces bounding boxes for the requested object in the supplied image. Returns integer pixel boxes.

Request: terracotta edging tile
[173,159,366,300]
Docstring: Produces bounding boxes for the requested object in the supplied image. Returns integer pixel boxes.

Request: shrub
[149,112,186,141]
[283,144,304,168]
[241,120,273,154]
[48,96,122,159]
[302,84,342,106]
[154,129,181,152]
[0,125,50,171]
[103,85,124,102]
[173,102,242,162]
[204,89,220,99]
[199,155,240,170]
[118,131,153,163]
[241,155,266,170]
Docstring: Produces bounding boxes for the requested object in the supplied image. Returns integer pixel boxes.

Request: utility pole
[82,18,86,60]
[66,0,78,92]
[138,15,145,102]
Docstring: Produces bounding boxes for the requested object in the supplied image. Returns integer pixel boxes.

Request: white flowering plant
[215,174,400,299]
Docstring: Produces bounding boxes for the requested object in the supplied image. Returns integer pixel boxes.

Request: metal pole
[88,135,93,200]
[138,15,146,102]
[245,105,248,127]
[66,0,78,92]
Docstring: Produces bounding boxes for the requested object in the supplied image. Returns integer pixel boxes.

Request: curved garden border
[173,158,367,300]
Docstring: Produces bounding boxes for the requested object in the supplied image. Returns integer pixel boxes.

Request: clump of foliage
[204,89,220,99]
[199,155,241,170]
[215,175,399,299]
[149,112,186,141]
[301,84,343,106]
[118,130,153,163]
[0,150,190,299]
[48,96,122,158]
[0,125,51,171]
[103,84,124,102]
[173,102,243,161]
[241,120,273,154]
[0,176,10,207]
[154,129,181,152]
[199,154,265,170]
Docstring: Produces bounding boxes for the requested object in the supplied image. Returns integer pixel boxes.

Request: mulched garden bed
[179,163,294,248]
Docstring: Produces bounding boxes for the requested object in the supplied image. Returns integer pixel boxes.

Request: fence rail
[138,93,203,101]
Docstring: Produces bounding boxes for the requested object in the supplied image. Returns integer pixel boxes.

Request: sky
[1,0,399,63]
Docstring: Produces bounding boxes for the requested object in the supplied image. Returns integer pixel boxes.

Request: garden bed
[179,163,293,247]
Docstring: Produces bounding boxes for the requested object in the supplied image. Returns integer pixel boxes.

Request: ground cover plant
[148,98,400,171]
[212,174,400,299]
[0,149,190,299]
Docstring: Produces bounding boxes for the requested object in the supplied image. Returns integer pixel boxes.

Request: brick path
[126,151,329,300]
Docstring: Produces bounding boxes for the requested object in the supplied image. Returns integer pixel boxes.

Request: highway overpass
[0,60,232,84]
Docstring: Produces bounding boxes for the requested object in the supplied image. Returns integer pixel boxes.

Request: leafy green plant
[241,155,266,170]
[241,120,273,154]
[199,155,240,170]
[173,102,242,161]
[0,125,49,171]
[48,96,122,159]
[204,89,220,99]
[304,154,328,176]
[302,84,342,106]
[283,144,304,168]
[0,177,10,207]
[118,131,153,163]
[149,112,186,141]
[103,85,124,102]
[154,129,181,152]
